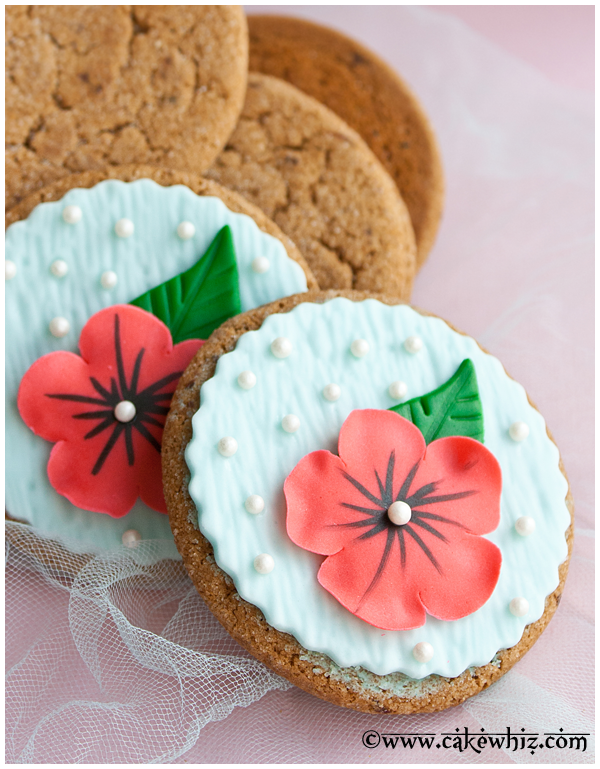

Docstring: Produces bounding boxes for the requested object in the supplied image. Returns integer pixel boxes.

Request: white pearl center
[114,400,136,423]
[387,500,412,525]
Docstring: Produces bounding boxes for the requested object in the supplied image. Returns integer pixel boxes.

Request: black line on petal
[113,314,128,398]
[374,468,386,500]
[340,502,384,517]
[84,418,114,440]
[412,510,464,528]
[411,517,449,543]
[46,393,108,406]
[92,423,125,475]
[406,481,438,506]
[133,420,162,453]
[404,525,442,574]
[384,451,395,506]
[137,371,182,397]
[127,347,145,399]
[342,470,385,508]
[89,377,113,401]
[357,522,387,541]
[139,413,165,429]
[414,490,478,505]
[124,425,135,466]
[396,459,420,501]
[72,409,114,420]
[357,527,396,610]
[332,518,381,530]
[398,528,406,568]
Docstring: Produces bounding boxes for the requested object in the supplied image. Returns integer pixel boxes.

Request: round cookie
[205,73,417,297]
[6,168,316,555]
[247,15,444,270]
[163,290,573,714]
[5,6,248,210]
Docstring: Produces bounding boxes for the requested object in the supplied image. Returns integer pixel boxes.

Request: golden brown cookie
[6,6,248,210]
[205,73,417,297]
[247,15,444,270]
[163,290,573,714]
[5,164,316,289]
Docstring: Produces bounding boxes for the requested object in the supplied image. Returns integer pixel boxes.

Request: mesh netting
[6,6,594,764]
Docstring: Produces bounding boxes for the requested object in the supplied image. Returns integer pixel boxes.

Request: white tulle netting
[6,6,594,764]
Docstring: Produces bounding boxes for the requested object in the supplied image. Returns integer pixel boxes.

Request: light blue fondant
[5,179,307,555]
[186,299,570,678]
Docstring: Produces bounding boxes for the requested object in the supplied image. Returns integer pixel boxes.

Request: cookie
[205,73,417,297]
[247,15,444,270]
[163,291,573,714]
[6,166,316,554]
[5,6,248,210]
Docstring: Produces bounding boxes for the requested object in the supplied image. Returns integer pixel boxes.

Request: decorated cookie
[248,15,444,269]
[163,291,573,714]
[206,73,417,297]
[5,6,248,210]
[6,174,315,555]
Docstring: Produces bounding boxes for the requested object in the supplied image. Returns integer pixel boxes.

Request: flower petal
[338,410,426,506]
[317,529,427,630]
[408,436,502,534]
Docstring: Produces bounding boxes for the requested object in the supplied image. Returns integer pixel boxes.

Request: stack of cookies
[6,7,572,715]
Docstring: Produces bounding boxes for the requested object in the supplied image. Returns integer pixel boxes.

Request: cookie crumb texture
[206,73,416,296]
[247,15,444,269]
[163,291,573,714]
[5,5,248,209]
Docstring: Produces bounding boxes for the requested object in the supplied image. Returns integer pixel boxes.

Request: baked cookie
[247,15,444,270]
[163,291,573,714]
[205,73,417,296]
[5,6,248,210]
[6,168,316,554]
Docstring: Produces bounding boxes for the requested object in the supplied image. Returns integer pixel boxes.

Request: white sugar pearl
[271,337,292,358]
[114,400,136,423]
[62,205,82,224]
[388,380,408,400]
[412,642,434,663]
[387,501,412,526]
[509,597,529,617]
[509,421,530,442]
[237,371,257,390]
[50,259,68,278]
[350,338,369,358]
[177,221,195,240]
[5,260,16,280]
[282,414,300,433]
[218,436,238,457]
[323,383,341,402]
[404,335,423,354]
[115,218,134,238]
[49,317,70,338]
[122,529,142,548]
[515,516,536,537]
[254,553,274,574]
[252,256,270,273]
[245,495,265,515]
[100,270,118,290]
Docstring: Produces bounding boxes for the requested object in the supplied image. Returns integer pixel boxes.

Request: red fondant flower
[18,305,203,517]
[285,409,502,630]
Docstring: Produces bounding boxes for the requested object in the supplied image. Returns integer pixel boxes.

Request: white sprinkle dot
[271,337,292,358]
[100,270,118,290]
[509,421,530,442]
[122,529,142,548]
[252,256,270,274]
[245,495,265,515]
[413,642,434,663]
[515,516,536,537]
[237,371,257,390]
[114,400,136,423]
[404,335,423,354]
[50,259,68,278]
[5,260,16,280]
[218,436,238,457]
[509,597,529,617]
[350,338,369,358]
[177,221,195,240]
[387,501,412,526]
[282,414,300,433]
[62,205,82,224]
[115,218,134,238]
[254,553,274,574]
[323,383,341,402]
[49,317,70,338]
[388,380,408,400]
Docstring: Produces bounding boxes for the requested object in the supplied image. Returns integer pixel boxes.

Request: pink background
[6,6,594,763]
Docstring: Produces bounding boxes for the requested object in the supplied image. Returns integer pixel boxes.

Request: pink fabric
[7,7,593,763]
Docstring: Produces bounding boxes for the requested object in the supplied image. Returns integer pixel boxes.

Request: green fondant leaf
[130,225,241,343]
[388,359,484,444]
